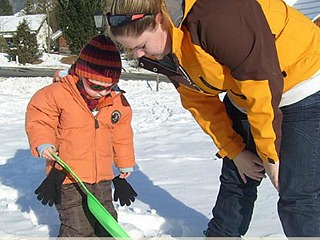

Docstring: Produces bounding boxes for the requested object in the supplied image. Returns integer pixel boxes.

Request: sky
[0,53,286,238]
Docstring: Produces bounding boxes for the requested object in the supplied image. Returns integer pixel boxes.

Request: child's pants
[56,180,117,237]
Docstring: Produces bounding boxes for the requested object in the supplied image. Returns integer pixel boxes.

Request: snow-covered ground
[0,53,284,238]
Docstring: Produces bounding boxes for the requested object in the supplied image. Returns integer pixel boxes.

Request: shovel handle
[50,152,89,193]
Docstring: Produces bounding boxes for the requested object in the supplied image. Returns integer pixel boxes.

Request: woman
[107,0,320,237]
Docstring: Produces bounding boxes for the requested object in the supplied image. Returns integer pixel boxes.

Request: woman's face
[115,13,172,60]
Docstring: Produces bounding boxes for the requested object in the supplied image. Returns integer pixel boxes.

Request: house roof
[51,29,62,41]
[0,14,46,33]
[285,0,320,20]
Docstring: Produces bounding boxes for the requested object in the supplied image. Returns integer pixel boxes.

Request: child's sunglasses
[106,12,152,27]
[84,78,114,92]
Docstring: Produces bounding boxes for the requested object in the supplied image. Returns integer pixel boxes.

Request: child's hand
[119,172,131,179]
[42,147,58,161]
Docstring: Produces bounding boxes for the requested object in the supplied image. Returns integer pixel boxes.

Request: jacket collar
[60,75,116,110]
[164,0,196,27]
[167,0,196,58]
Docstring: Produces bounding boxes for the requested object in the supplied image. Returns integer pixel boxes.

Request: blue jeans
[206,91,320,237]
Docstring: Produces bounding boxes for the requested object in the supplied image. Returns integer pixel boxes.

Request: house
[0,11,51,52]
[285,0,320,23]
[51,29,70,54]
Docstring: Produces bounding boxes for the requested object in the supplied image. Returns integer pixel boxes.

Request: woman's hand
[233,150,266,183]
[263,161,279,191]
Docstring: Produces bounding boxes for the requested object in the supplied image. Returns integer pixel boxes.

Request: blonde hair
[108,0,171,37]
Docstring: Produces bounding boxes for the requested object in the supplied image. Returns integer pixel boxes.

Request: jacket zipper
[94,114,99,182]
[199,76,226,92]
[94,116,99,129]
[178,65,204,93]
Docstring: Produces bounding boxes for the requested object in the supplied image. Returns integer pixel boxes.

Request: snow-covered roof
[0,14,46,33]
[284,0,320,20]
[51,29,62,41]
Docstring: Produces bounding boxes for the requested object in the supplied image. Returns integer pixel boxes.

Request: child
[25,35,136,237]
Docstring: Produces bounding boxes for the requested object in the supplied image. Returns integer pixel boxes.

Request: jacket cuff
[37,144,55,159]
[257,150,277,163]
[216,134,246,159]
[118,167,134,173]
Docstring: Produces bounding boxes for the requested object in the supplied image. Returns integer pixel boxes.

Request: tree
[24,0,34,14]
[6,19,42,65]
[0,0,13,16]
[36,0,60,32]
[57,0,101,54]
[105,0,113,12]
[0,36,8,52]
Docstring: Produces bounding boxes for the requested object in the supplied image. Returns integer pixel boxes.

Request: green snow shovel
[50,152,131,239]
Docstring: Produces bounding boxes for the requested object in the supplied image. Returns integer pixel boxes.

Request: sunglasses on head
[83,78,115,92]
[106,12,152,27]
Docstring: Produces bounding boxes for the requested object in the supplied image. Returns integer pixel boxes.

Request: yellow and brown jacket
[139,0,320,163]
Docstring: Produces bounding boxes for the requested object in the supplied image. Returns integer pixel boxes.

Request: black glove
[35,166,66,206]
[112,176,137,206]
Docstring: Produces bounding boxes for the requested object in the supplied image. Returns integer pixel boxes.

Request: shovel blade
[51,153,130,238]
[87,191,130,238]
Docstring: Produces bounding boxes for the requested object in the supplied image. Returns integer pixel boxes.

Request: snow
[0,53,285,238]
[0,14,46,32]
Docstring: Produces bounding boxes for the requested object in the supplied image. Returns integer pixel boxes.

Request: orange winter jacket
[25,75,135,184]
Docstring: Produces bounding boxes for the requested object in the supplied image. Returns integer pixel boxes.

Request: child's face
[82,78,114,99]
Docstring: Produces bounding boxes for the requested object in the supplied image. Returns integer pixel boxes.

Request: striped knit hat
[74,35,122,84]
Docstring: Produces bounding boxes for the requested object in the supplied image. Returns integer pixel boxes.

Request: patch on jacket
[111,110,121,124]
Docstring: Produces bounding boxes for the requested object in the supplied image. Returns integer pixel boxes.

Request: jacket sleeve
[177,85,246,159]
[232,78,283,163]
[25,87,59,157]
[185,0,284,162]
[112,94,135,168]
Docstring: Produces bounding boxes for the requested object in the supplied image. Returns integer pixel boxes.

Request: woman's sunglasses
[83,78,114,92]
[106,12,152,27]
